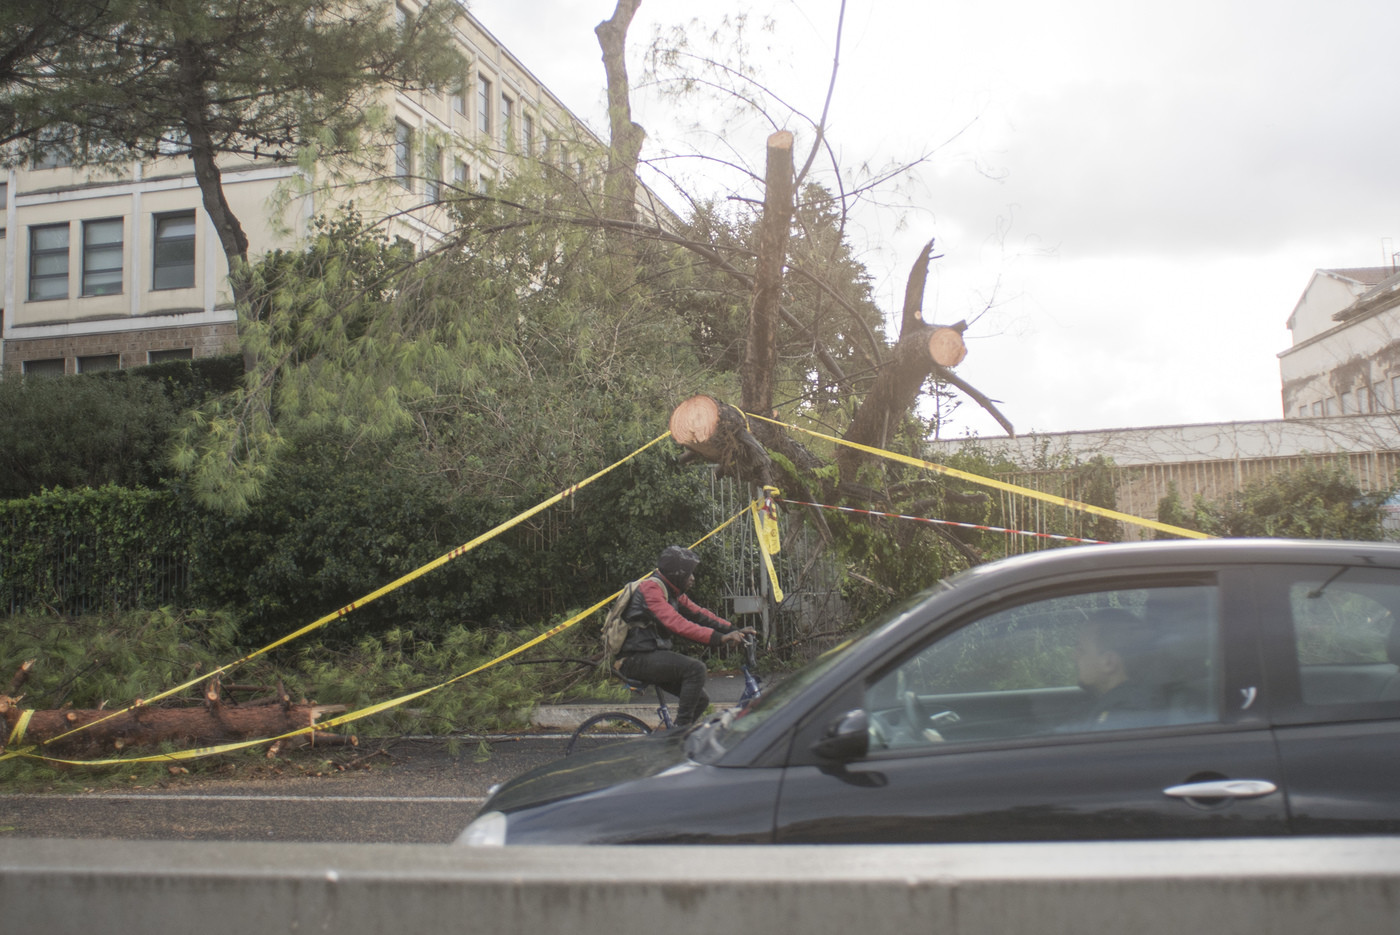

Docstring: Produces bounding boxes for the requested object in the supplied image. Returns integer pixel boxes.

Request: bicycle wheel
[566,712,652,755]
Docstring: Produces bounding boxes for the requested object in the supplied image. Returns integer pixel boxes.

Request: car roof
[958,538,1400,583]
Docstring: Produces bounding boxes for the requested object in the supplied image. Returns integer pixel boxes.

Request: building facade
[1,3,612,378]
[1279,266,1400,419]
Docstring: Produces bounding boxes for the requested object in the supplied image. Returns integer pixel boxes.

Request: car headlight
[456,810,508,847]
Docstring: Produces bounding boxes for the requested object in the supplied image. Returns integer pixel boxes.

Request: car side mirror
[811,708,870,761]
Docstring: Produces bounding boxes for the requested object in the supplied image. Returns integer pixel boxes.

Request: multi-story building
[0,4,613,378]
[1279,265,1400,418]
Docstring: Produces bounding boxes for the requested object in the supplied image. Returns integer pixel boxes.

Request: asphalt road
[2,734,571,845]
[3,673,761,844]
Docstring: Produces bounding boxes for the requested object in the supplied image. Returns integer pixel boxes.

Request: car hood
[485,730,694,814]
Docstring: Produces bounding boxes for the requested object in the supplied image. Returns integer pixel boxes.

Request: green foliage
[673,187,887,415]
[1154,482,1202,538]
[0,607,240,710]
[0,356,242,500]
[1156,461,1396,540]
[0,606,601,786]
[0,486,195,614]
[170,215,428,514]
[818,421,970,622]
[292,625,574,736]
[188,439,515,646]
[4,0,465,180]
[0,376,175,497]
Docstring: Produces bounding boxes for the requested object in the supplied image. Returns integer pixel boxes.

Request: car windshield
[689,579,956,762]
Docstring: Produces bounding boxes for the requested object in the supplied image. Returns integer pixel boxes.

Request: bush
[0,355,243,499]
[1157,462,1396,541]
[0,486,195,615]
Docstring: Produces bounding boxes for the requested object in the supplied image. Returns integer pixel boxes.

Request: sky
[467,0,1400,438]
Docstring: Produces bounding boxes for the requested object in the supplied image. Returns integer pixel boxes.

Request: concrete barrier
[4,836,1400,934]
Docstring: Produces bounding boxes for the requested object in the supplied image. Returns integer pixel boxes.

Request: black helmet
[657,545,700,580]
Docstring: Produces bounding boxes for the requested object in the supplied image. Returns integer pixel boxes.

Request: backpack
[601,577,648,663]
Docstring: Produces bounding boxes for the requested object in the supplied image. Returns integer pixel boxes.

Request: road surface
[2,734,569,844]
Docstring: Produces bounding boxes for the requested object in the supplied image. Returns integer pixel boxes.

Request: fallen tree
[1,662,352,760]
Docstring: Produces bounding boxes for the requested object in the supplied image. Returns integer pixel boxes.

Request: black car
[458,539,1400,845]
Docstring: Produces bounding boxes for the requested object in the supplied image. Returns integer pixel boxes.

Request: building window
[1340,390,1354,414]
[454,159,470,189]
[425,143,442,202]
[501,94,514,149]
[1391,376,1400,412]
[148,348,194,364]
[1357,385,1370,414]
[1311,401,1323,417]
[31,127,73,170]
[81,218,124,296]
[78,354,120,373]
[477,75,492,135]
[0,182,7,209]
[394,2,410,28]
[394,120,414,190]
[23,358,66,378]
[451,75,467,115]
[28,223,70,301]
[522,114,535,155]
[152,211,196,290]
[1324,397,1337,416]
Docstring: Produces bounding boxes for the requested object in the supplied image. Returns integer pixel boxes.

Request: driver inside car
[1070,607,1168,731]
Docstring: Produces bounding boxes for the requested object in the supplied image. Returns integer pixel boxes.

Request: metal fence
[997,450,1400,545]
[0,501,194,616]
[704,474,850,661]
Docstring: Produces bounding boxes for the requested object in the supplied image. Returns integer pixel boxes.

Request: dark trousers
[618,650,710,726]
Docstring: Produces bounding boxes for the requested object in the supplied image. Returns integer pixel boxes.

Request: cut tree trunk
[596,0,646,225]
[928,327,967,367]
[741,130,795,429]
[669,394,772,487]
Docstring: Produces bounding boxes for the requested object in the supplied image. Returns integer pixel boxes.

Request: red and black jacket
[618,571,733,655]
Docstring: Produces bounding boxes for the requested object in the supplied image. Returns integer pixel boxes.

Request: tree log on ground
[0,669,352,760]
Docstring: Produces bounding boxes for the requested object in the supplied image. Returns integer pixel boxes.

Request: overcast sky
[468,0,1400,438]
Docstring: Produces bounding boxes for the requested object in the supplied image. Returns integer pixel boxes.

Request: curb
[531,703,662,730]
[532,673,752,730]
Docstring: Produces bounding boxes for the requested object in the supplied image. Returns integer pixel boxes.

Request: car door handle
[1163,779,1278,799]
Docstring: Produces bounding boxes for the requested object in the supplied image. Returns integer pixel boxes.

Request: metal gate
[704,475,849,662]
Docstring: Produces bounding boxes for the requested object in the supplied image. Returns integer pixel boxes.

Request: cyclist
[615,545,755,727]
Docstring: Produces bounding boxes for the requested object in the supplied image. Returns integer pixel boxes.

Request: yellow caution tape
[750,491,784,603]
[6,708,33,746]
[746,413,1212,540]
[32,431,677,752]
[5,508,751,767]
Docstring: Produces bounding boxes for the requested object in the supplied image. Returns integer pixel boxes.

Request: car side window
[864,584,1220,751]
[1286,570,1400,707]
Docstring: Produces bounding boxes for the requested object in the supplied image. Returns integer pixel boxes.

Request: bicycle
[565,638,763,755]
